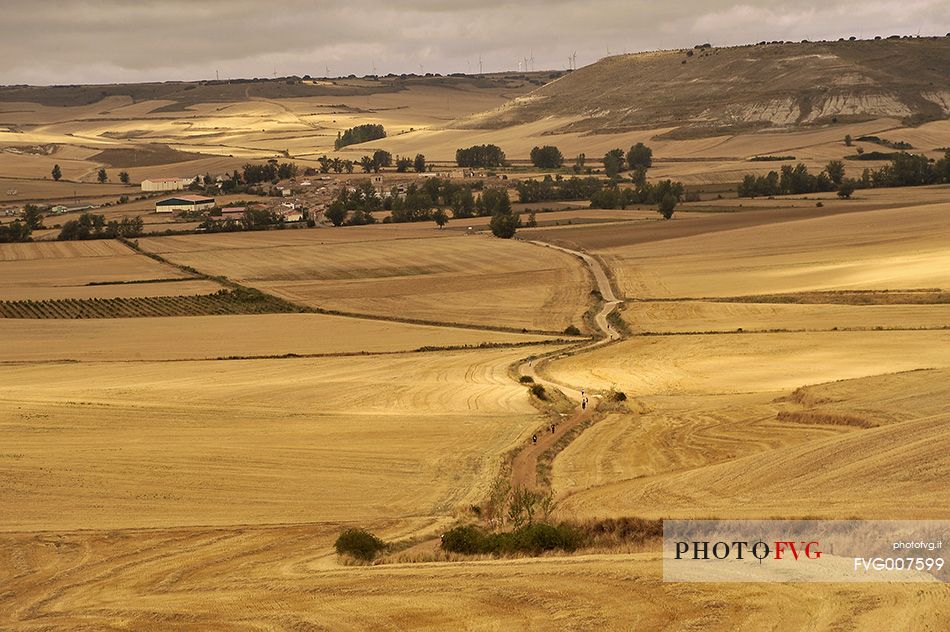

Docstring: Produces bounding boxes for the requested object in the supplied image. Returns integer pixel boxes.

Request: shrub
[519,375,535,384]
[530,383,547,400]
[441,522,586,556]
[564,324,581,335]
[441,525,491,554]
[334,528,386,561]
[612,390,627,402]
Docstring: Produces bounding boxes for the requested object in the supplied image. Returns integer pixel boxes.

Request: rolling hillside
[458,37,950,137]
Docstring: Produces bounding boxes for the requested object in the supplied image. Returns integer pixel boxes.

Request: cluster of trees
[0,221,31,242]
[242,162,298,185]
[58,213,143,240]
[316,156,356,174]
[456,144,506,168]
[199,208,290,233]
[590,179,684,219]
[359,149,392,173]
[325,181,381,227]
[738,152,950,199]
[515,176,603,203]
[529,145,564,169]
[737,162,840,197]
[867,151,950,188]
[602,143,653,178]
[334,123,386,149]
[320,152,425,175]
[387,179,457,223]
[395,153,427,173]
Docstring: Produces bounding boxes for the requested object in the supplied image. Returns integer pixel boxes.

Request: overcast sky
[3,1,949,85]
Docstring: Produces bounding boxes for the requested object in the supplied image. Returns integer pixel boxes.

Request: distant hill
[0,72,552,109]
[457,37,950,138]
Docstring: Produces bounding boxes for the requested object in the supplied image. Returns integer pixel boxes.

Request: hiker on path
[532,434,538,445]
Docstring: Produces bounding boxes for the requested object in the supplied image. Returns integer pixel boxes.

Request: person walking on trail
[532,434,538,445]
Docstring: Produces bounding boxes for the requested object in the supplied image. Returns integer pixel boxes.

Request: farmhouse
[155,195,215,214]
[141,177,192,192]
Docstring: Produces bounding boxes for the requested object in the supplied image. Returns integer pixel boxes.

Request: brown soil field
[137,232,593,332]
[1,314,559,362]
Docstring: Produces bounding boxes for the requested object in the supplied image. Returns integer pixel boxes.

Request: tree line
[738,151,950,199]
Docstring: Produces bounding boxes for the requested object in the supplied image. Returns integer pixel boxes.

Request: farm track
[509,241,624,491]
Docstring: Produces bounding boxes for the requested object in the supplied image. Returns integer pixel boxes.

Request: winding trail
[509,240,623,490]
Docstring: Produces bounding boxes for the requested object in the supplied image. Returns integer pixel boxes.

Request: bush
[441,522,586,556]
[564,324,581,335]
[334,528,386,561]
[530,383,547,400]
[441,525,491,554]
[611,390,627,402]
[519,375,535,384]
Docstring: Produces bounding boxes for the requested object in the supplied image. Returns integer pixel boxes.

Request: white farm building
[141,177,194,192]
[155,195,215,214]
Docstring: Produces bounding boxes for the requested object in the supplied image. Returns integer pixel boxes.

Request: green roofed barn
[155,195,215,214]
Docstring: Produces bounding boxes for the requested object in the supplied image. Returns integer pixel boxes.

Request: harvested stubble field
[543,329,950,395]
[0,239,219,301]
[1,313,559,362]
[603,201,950,299]
[625,300,950,334]
[0,346,555,532]
[3,540,947,631]
[138,232,593,332]
[554,369,950,521]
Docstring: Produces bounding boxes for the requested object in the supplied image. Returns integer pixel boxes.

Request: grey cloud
[1,1,948,85]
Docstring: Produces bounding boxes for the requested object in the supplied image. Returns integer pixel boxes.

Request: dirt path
[510,241,623,490]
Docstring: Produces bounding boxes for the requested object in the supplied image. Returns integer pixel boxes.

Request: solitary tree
[324,201,348,226]
[825,160,846,185]
[626,142,653,171]
[837,181,856,199]
[51,164,62,181]
[603,149,625,178]
[22,204,44,230]
[844,134,853,147]
[658,194,677,219]
[97,168,108,183]
[489,210,520,238]
[119,171,130,184]
[432,208,449,229]
[573,153,586,174]
[413,153,427,173]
